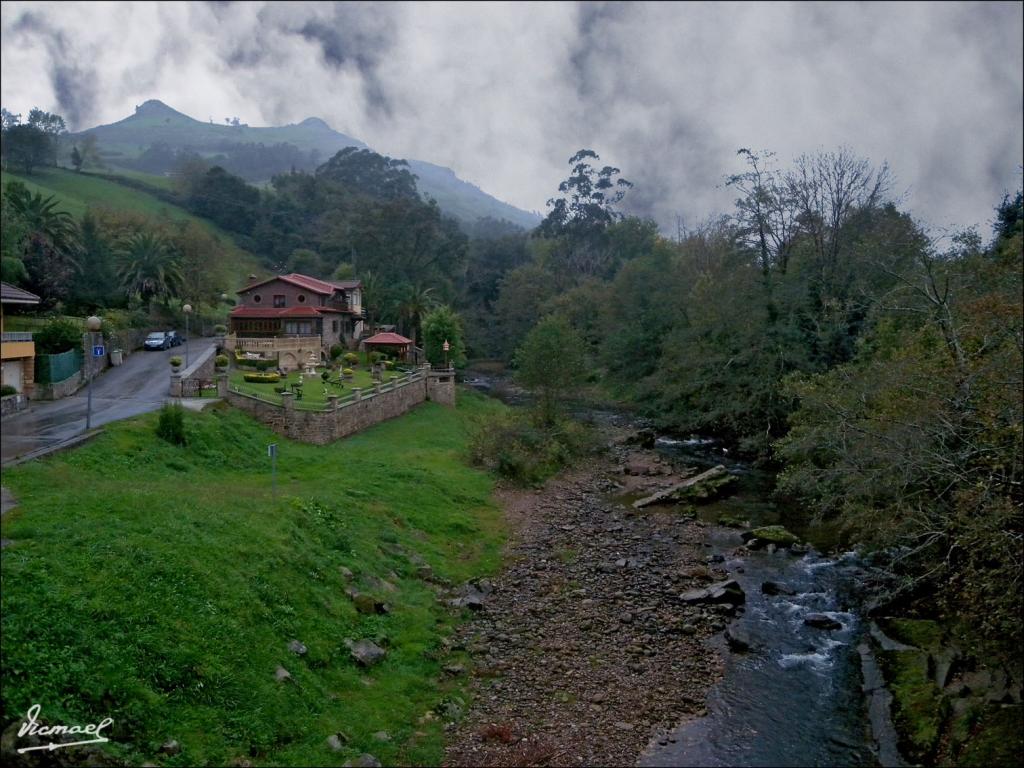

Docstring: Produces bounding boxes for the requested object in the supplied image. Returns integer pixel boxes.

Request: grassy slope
[1,391,506,766]
[0,167,264,287]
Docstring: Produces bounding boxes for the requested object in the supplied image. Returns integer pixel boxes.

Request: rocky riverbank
[443,435,733,766]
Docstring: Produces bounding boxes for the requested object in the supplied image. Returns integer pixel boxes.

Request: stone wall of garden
[224,367,455,445]
[170,346,218,397]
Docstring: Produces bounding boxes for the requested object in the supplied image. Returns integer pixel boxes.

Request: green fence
[36,348,83,385]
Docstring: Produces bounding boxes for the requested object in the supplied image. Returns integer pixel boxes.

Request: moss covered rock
[749,525,800,547]
[676,472,736,502]
[878,648,948,763]
[879,617,945,651]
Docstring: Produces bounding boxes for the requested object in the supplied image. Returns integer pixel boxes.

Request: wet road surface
[2,341,214,464]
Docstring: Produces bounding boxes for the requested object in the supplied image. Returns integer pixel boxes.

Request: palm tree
[4,181,80,303]
[115,231,183,305]
[360,270,383,332]
[395,282,437,345]
[5,182,79,266]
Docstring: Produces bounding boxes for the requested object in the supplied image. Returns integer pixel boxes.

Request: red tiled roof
[363,332,413,345]
[330,279,362,290]
[237,272,341,296]
[230,306,322,318]
[280,273,338,294]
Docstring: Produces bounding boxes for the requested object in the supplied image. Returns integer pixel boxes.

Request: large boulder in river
[680,579,745,606]
[746,525,801,548]
[761,580,795,596]
[725,623,756,652]
[804,613,843,631]
[626,428,658,448]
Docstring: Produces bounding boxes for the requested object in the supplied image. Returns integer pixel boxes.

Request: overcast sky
[2,1,1022,234]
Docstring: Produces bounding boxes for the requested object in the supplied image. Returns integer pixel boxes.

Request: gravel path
[443,439,730,766]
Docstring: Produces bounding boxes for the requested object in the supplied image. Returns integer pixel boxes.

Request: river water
[637,436,878,767]
[464,373,883,767]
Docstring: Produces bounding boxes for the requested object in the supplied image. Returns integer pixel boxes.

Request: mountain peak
[298,116,331,130]
[134,99,182,117]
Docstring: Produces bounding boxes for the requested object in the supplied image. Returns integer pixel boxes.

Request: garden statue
[303,350,318,379]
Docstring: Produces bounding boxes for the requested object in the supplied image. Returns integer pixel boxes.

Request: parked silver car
[144,331,171,350]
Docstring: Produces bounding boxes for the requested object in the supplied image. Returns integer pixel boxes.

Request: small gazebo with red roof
[362,331,414,361]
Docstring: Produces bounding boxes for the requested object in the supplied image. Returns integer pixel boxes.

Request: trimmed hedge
[234,355,278,371]
[243,372,280,383]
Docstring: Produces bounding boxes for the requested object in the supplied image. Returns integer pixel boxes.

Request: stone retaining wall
[1,393,27,419]
[33,370,85,401]
[224,366,456,444]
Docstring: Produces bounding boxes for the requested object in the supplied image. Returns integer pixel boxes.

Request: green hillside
[83,103,366,159]
[1,166,265,287]
[0,393,506,766]
[74,99,541,230]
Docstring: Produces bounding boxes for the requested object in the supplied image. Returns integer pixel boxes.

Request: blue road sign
[92,345,105,357]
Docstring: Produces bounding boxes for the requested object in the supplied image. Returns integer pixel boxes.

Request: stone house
[226,273,365,371]
[1,282,41,395]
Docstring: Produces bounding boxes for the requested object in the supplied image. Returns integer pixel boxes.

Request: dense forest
[2,107,1021,660]
[475,147,1022,660]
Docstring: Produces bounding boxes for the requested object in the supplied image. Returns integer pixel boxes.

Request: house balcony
[223,334,323,354]
[1,332,35,360]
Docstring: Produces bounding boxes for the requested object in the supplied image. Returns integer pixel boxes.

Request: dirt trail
[443,438,730,766]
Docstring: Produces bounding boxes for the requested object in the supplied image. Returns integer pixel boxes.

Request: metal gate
[180,378,211,397]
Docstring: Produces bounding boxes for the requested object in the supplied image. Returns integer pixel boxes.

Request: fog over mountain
[2,1,1021,234]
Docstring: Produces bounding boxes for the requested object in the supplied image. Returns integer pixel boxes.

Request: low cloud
[1,1,1021,234]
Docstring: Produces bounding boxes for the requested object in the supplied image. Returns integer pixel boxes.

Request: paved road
[1,341,214,464]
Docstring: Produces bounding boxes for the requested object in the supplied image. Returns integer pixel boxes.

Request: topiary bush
[330,344,344,360]
[214,354,229,368]
[1,384,18,397]
[156,402,187,445]
[384,360,395,370]
[169,356,183,368]
[243,372,280,383]
[342,368,354,377]
[213,324,227,335]
[343,352,359,366]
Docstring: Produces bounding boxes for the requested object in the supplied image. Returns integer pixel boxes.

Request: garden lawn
[229,367,403,408]
[0,390,506,766]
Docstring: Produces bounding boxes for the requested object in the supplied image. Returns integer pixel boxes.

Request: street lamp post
[183,303,193,368]
[442,339,450,371]
[85,315,102,431]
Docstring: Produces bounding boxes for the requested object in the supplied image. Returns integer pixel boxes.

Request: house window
[284,321,313,335]
[332,320,339,333]
[252,294,262,303]
[273,295,286,308]
[297,294,306,303]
